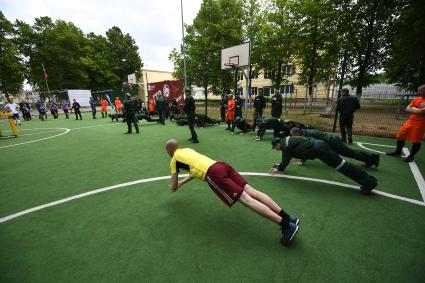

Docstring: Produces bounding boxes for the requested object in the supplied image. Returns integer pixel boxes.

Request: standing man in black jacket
[271,91,283,118]
[336,88,360,143]
[72,99,82,120]
[253,92,266,132]
[123,93,139,134]
[155,94,166,125]
[183,88,199,143]
[219,94,227,122]
[235,93,243,118]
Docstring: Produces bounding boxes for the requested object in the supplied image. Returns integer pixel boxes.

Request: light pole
[180,0,188,92]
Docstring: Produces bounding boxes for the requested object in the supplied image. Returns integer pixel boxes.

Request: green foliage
[385,0,425,92]
[255,0,295,89]
[170,0,244,94]
[291,0,340,96]
[12,15,142,93]
[0,11,25,96]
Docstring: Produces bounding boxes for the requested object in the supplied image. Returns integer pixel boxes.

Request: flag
[42,64,48,79]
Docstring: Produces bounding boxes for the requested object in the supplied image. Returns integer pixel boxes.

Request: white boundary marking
[0,123,117,149]
[403,148,425,201]
[0,128,70,149]
[356,141,425,201]
[1,172,424,224]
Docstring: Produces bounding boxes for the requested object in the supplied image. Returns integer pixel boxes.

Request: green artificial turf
[1,112,425,282]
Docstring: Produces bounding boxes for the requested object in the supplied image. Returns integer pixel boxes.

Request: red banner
[147,80,184,111]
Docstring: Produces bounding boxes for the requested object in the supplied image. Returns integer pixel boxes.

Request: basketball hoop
[224,63,238,69]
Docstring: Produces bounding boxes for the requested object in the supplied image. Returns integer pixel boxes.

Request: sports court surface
[1,113,425,282]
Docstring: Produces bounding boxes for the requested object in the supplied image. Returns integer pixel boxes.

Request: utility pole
[180,0,188,94]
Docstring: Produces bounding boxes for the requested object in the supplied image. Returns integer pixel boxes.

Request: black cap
[271,137,281,149]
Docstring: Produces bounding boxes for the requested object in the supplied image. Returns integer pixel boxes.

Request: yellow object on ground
[0,111,18,138]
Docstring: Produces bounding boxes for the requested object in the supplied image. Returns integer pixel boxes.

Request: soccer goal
[0,111,18,138]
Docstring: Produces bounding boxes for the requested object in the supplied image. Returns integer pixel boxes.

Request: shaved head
[165,139,179,157]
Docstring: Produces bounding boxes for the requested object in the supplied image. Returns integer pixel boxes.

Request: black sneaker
[386,151,401,157]
[281,222,299,247]
[289,216,300,226]
[187,138,194,141]
[374,154,380,167]
[191,140,199,143]
[404,155,415,162]
[360,182,377,195]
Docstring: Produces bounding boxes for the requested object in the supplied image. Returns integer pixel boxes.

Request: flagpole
[42,63,51,98]
[180,0,188,93]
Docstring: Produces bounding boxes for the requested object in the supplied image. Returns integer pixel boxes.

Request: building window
[284,65,295,76]
[263,87,271,96]
[251,87,257,96]
[280,84,295,94]
[264,69,273,79]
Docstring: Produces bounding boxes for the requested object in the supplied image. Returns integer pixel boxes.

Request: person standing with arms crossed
[183,88,199,143]
[336,88,360,143]
[165,139,299,246]
[386,84,425,162]
[271,91,283,118]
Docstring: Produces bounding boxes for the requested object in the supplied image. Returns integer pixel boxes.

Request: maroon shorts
[205,162,247,207]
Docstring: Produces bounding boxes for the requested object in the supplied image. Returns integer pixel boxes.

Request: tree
[342,0,404,96]
[170,0,244,95]
[0,11,25,97]
[105,26,143,88]
[291,0,340,101]
[385,0,425,92]
[255,0,296,90]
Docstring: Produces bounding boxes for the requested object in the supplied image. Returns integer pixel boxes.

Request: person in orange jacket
[100,97,108,118]
[225,94,235,130]
[148,98,156,114]
[114,97,123,113]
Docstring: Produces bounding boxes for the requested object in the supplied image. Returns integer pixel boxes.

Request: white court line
[0,128,70,149]
[356,142,425,201]
[1,172,424,224]
[19,130,64,137]
[403,147,425,201]
[0,124,117,149]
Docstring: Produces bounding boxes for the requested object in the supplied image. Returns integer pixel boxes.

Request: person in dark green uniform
[231,116,252,134]
[183,88,199,143]
[255,117,284,141]
[155,94,166,125]
[336,88,360,143]
[271,91,283,118]
[270,136,378,194]
[123,93,139,134]
[235,93,243,118]
[253,92,266,133]
[219,94,227,122]
[290,127,380,167]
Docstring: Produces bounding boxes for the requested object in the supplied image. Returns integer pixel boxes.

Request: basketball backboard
[221,42,250,70]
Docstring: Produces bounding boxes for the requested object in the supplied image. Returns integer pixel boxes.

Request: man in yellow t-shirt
[165,139,299,247]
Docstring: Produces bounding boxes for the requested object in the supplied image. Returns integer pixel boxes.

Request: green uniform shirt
[278,136,319,171]
[336,95,360,116]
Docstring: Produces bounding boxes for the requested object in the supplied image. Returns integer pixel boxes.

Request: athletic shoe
[191,140,199,143]
[374,154,380,167]
[404,155,415,162]
[360,181,377,195]
[386,151,401,157]
[281,222,299,247]
[289,216,300,226]
[187,138,194,141]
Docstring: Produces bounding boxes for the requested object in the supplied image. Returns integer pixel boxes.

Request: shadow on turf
[164,198,302,250]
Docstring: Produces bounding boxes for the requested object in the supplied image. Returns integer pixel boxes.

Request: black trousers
[91,108,97,119]
[75,110,82,120]
[339,114,354,142]
[187,113,198,140]
[220,107,225,122]
[126,115,139,133]
[252,109,263,132]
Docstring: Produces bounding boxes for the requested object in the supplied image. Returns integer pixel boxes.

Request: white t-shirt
[5,103,19,114]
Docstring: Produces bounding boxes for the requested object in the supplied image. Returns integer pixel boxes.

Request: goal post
[0,111,18,138]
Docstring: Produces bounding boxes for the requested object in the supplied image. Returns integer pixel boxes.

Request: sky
[1,0,203,71]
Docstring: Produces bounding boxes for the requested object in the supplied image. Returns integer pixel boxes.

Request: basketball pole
[180,0,188,94]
